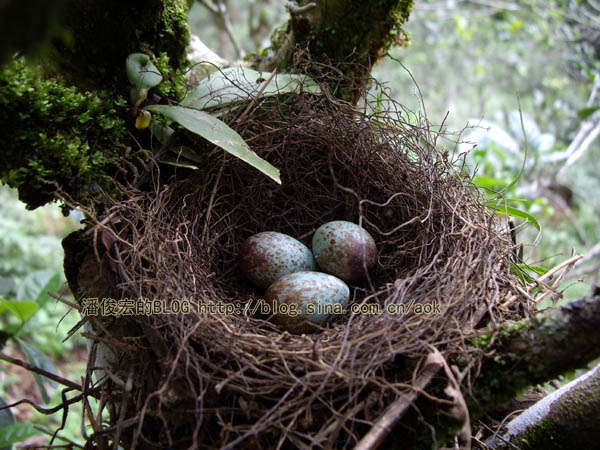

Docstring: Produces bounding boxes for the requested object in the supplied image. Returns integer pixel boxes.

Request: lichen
[0,57,130,209]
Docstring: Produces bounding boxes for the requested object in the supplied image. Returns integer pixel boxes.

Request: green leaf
[159,154,200,170]
[0,423,38,448]
[0,299,39,323]
[126,53,162,91]
[180,67,320,110]
[497,96,527,196]
[473,175,508,190]
[485,202,541,232]
[20,342,58,404]
[169,146,206,164]
[16,270,61,308]
[515,263,548,276]
[510,261,532,284]
[149,120,174,144]
[510,261,550,285]
[145,104,281,184]
[577,106,600,121]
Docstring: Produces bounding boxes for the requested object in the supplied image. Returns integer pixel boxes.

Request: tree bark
[485,363,600,450]
[258,0,413,101]
[471,295,600,417]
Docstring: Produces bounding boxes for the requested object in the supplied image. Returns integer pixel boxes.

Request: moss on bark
[0,57,131,209]
[0,0,194,209]
[49,0,191,92]
[259,0,414,102]
[471,295,600,416]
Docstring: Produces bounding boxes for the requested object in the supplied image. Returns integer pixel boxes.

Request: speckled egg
[312,221,377,283]
[239,232,317,288]
[265,271,350,334]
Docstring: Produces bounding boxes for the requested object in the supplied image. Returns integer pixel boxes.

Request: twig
[556,109,600,178]
[500,254,583,309]
[353,351,444,450]
[236,68,278,123]
[534,253,583,285]
[81,332,138,352]
[48,291,81,312]
[286,1,317,14]
[0,352,82,391]
[218,0,245,58]
[199,0,244,58]
[0,391,88,415]
[533,252,583,305]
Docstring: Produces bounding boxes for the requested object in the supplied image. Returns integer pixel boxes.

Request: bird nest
[64,76,529,449]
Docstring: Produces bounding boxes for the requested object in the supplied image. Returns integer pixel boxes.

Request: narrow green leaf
[126,53,162,91]
[0,423,38,448]
[497,94,528,196]
[159,155,200,170]
[149,120,174,145]
[516,264,548,276]
[0,299,39,323]
[510,261,532,284]
[20,342,58,404]
[486,202,541,232]
[145,104,281,184]
[170,146,206,164]
[180,67,320,110]
[510,262,549,285]
[577,106,600,121]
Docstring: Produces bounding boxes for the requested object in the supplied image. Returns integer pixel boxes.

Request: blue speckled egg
[312,221,377,283]
[239,232,317,288]
[265,271,349,334]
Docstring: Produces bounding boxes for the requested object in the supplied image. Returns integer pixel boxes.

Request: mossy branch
[0,58,131,209]
[257,0,414,102]
[486,363,600,450]
[471,294,600,416]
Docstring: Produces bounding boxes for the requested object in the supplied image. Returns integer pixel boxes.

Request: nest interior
[71,84,527,449]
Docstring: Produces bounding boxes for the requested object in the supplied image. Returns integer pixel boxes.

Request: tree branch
[471,294,600,416]
[258,0,413,101]
[485,363,600,449]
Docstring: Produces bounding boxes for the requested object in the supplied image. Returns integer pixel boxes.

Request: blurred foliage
[369,0,600,301]
[0,186,86,447]
[188,0,287,60]
[0,185,80,284]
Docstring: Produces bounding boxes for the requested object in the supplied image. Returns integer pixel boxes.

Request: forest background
[1,0,599,446]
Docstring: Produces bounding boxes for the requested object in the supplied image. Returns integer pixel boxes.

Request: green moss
[49,0,191,91]
[151,52,188,102]
[514,417,563,450]
[291,0,414,100]
[0,57,130,209]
